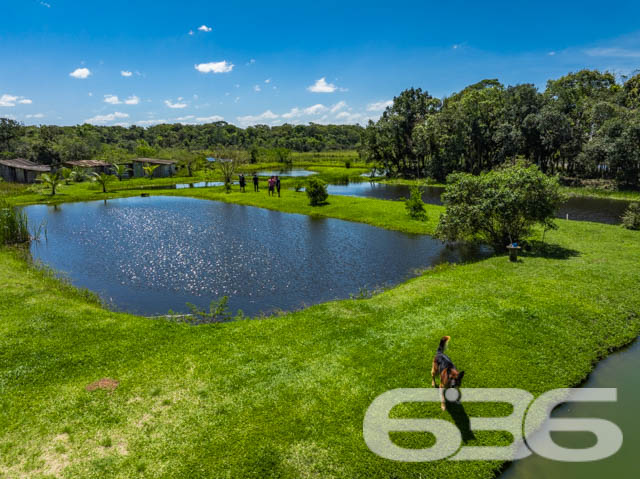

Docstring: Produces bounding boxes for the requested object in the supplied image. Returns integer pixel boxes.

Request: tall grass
[0,199,30,245]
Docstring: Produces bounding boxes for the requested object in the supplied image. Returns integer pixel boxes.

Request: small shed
[0,158,51,183]
[63,160,112,174]
[132,158,177,178]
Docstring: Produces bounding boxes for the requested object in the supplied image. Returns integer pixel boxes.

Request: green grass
[0,177,639,477]
[561,186,640,202]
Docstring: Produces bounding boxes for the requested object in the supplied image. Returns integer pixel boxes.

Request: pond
[255,169,317,177]
[500,338,640,479]
[326,182,632,225]
[25,196,488,317]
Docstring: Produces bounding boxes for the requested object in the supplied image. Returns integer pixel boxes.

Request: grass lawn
[1,178,639,478]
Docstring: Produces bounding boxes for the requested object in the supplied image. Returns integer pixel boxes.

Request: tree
[436,162,564,250]
[91,172,113,193]
[59,167,72,184]
[405,185,427,221]
[306,177,328,206]
[0,118,23,154]
[39,172,63,196]
[135,139,158,158]
[112,163,130,181]
[143,164,160,179]
[217,156,246,192]
[273,147,292,165]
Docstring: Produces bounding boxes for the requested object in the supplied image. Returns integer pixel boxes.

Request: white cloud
[104,94,121,105]
[281,108,302,119]
[548,51,556,56]
[113,122,130,127]
[188,30,194,36]
[198,25,212,32]
[330,101,347,113]
[196,115,224,123]
[175,115,195,122]
[367,100,393,112]
[40,2,51,8]
[585,47,640,58]
[0,94,32,107]
[165,99,188,109]
[253,85,261,92]
[307,77,343,93]
[136,118,167,126]
[303,104,327,115]
[85,112,129,125]
[195,61,234,74]
[26,113,45,119]
[121,70,133,77]
[237,110,278,125]
[265,78,272,84]
[125,95,140,105]
[88,92,93,97]
[70,67,91,79]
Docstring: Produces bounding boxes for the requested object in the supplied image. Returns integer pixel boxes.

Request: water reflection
[25,196,489,317]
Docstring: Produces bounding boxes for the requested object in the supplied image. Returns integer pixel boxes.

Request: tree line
[0,120,363,166]
[362,69,640,188]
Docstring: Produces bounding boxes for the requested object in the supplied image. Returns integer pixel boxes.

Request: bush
[405,185,427,221]
[0,199,30,245]
[622,203,640,230]
[294,180,305,192]
[344,159,351,169]
[306,177,328,206]
[436,162,564,250]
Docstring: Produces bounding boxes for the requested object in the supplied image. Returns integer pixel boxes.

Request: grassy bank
[1,209,639,478]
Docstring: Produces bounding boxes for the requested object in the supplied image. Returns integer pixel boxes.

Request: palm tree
[91,172,113,193]
[112,163,130,181]
[69,167,88,183]
[143,164,160,179]
[39,172,63,196]
[59,167,72,184]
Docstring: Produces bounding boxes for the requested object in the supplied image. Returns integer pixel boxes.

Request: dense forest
[0,121,363,165]
[363,69,640,188]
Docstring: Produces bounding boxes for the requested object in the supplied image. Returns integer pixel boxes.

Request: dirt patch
[86,378,119,392]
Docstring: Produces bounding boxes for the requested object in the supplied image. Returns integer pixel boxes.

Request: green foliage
[621,203,640,230]
[143,164,160,179]
[0,199,30,245]
[344,158,351,168]
[273,147,292,165]
[436,162,564,249]
[59,167,72,184]
[112,163,130,180]
[184,297,232,324]
[69,167,89,183]
[38,172,63,195]
[135,139,158,158]
[404,185,427,221]
[91,172,114,193]
[306,177,328,206]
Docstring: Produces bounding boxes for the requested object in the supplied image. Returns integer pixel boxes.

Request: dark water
[501,339,639,479]
[25,197,487,317]
[327,182,632,225]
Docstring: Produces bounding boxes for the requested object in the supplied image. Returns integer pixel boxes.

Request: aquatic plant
[0,199,30,245]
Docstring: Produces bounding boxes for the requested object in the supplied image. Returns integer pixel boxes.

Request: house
[0,158,51,183]
[63,160,112,174]
[132,158,177,178]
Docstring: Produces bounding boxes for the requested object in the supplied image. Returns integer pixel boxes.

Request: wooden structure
[132,158,177,178]
[0,158,51,183]
[63,160,112,174]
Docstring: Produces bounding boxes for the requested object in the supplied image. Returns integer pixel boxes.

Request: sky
[1,0,640,128]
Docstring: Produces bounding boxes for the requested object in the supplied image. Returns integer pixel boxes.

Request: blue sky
[1,0,640,127]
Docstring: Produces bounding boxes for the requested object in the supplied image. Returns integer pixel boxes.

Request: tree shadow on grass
[519,240,581,260]
[446,400,476,443]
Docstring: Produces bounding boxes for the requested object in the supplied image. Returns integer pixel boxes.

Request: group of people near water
[237,173,281,197]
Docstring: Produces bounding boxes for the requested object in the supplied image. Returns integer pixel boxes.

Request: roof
[0,158,51,172]
[64,160,111,168]
[132,158,177,165]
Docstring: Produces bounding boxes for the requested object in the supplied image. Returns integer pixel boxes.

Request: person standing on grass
[253,173,259,192]
[268,176,276,197]
[238,174,246,192]
[275,175,281,197]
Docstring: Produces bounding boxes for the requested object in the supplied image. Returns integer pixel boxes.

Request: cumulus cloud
[253,85,261,92]
[237,110,278,126]
[196,115,224,123]
[125,95,140,105]
[104,94,121,105]
[195,61,234,73]
[307,77,345,93]
[85,112,129,125]
[304,104,327,115]
[136,119,167,126]
[70,67,91,79]
[367,100,393,112]
[198,25,213,32]
[165,99,188,109]
[26,113,45,119]
[330,101,347,113]
[121,70,133,77]
[265,78,272,84]
[0,94,32,107]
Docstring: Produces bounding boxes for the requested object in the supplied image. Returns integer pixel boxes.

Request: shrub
[405,185,427,221]
[306,177,328,206]
[436,162,564,250]
[0,199,30,245]
[621,203,640,230]
[294,180,305,192]
[344,159,351,169]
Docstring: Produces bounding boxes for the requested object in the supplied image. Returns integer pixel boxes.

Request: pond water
[326,182,632,225]
[25,196,487,317]
[255,169,317,177]
[500,338,640,479]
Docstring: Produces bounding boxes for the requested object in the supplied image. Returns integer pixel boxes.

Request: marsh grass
[0,199,30,245]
